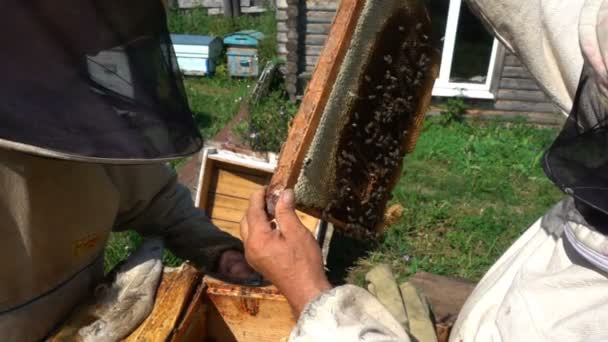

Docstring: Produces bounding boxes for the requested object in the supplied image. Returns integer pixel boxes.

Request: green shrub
[439,97,468,125]
[245,86,298,152]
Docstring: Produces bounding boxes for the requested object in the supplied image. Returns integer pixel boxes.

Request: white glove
[79,239,164,342]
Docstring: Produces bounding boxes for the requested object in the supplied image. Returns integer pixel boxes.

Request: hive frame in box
[194,146,329,241]
[195,147,277,210]
[193,147,325,341]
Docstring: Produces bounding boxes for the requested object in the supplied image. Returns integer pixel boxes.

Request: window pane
[449,3,494,84]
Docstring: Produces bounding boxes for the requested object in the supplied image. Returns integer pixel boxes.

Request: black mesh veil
[543,66,608,215]
[0,0,203,163]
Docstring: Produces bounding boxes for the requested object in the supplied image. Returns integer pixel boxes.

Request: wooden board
[497,89,550,102]
[278,22,332,35]
[204,277,296,342]
[208,194,251,223]
[504,53,523,67]
[277,32,328,46]
[48,265,202,342]
[501,66,531,79]
[197,149,320,238]
[494,100,559,113]
[171,283,208,342]
[499,77,541,91]
[125,265,202,341]
[278,44,324,56]
[277,0,339,11]
[409,272,477,342]
[277,9,336,23]
[266,0,365,214]
[212,168,269,200]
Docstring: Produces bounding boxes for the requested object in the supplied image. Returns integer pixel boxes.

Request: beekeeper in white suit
[241,0,608,341]
[0,1,258,341]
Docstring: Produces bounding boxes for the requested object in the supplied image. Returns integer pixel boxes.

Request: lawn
[348,118,562,284]
[105,9,564,283]
[168,8,279,140]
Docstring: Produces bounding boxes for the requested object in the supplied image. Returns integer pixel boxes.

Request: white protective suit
[291,0,608,341]
[0,149,242,341]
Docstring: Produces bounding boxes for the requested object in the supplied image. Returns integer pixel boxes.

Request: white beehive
[170,34,223,76]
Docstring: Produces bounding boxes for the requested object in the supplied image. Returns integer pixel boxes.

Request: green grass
[232,80,299,152]
[348,118,562,284]
[104,231,183,273]
[167,7,280,140]
[186,73,254,139]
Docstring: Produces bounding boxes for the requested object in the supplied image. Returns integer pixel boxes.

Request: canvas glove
[51,238,164,342]
[366,264,437,342]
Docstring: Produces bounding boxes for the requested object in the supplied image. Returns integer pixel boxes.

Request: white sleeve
[290,285,411,342]
[465,0,587,113]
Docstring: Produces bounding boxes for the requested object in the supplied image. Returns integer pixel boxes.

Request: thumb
[275,189,305,237]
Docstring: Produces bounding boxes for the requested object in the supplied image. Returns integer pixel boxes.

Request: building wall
[276,0,336,90]
[494,51,560,115]
[276,0,564,124]
[175,0,268,14]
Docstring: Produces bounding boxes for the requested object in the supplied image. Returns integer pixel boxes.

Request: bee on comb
[267,0,440,240]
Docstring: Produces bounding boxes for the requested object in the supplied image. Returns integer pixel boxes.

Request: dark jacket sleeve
[105,163,243,271]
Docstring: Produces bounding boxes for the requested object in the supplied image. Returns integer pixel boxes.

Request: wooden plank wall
[276,0,563,123]
[493,51,561,119]
[276,0,338,95]
[175,0,269,14]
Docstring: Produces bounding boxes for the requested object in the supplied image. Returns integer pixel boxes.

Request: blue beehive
[171,34,223,76]
[224,30,265,77]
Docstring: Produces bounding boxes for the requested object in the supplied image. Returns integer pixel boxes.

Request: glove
[366,264,437,342]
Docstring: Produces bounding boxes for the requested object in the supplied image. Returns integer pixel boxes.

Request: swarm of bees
[322,13,433,239]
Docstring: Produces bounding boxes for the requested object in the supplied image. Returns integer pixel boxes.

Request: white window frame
[432,0,501,100]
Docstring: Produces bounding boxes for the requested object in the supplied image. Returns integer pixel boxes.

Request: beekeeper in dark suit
[0,1,257,340]
[241,0,608,341]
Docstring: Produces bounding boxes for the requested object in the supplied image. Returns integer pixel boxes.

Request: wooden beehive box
[117,266,298,342]
[195,147,320,237]
[171,34,223,76]
[224,31,265,77]
[193,147,313,341]
[51,147,314,341]
[121,267,475,342]
[203,276,296,341]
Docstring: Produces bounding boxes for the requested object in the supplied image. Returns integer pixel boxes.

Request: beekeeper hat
[543,0,608,214]
[0,0,202,163]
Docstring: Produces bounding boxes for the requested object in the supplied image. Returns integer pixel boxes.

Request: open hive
[267,0,440,239]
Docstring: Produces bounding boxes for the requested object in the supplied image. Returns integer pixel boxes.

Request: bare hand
[216,249,259,283]
[240,189,332,317]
